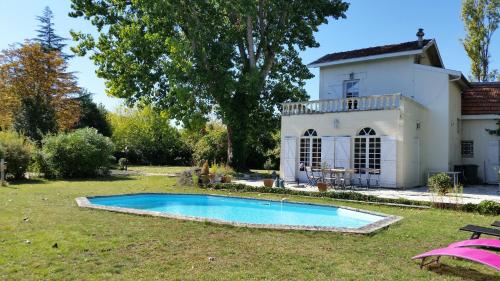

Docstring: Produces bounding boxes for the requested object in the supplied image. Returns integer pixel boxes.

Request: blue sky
[1,0,499,111]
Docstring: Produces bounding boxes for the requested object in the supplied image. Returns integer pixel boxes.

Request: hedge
[201,183,500,216]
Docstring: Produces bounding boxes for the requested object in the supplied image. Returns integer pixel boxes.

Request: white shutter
[321,137,335,169]
[380,136,397,188]
[334,137,350,169]
[282,137,297,181]
[486,140,499,184]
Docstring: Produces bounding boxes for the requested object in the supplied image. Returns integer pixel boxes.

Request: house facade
[280,29,500,188]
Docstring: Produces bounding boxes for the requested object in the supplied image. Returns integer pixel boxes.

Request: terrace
[281,93,425,116]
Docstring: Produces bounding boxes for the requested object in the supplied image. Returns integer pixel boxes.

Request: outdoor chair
[304,166,319,186]
[321,168,336,189]
[367,169,381,188]
[460,224,500,239]
[343,169,357,189]
[461,225,500,239]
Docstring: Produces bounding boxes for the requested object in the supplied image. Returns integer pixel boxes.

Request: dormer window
[344,79,360,98]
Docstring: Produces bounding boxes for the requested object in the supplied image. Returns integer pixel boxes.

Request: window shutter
[334,137,350,169]
[380,136,397,187]
[321,137,335,168]
[282,137,297,181]
[486,140,499,184]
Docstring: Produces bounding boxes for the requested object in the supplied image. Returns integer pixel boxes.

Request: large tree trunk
[226,93,250,171]
[226,120,249,172]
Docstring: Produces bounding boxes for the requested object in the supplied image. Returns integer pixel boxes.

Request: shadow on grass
[8,178,47,186]
[63,175,137,182]
[428,263,499,281]
[8,175,137,185]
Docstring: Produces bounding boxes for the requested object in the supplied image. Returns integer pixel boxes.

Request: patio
[233,178,500,204]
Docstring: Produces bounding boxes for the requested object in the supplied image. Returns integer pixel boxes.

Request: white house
[280,29,500,188]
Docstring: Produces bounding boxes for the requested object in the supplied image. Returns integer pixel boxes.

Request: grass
[126,165,191,174]
[1,176,499,280]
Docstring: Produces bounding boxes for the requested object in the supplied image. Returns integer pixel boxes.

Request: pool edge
[75,193,403,234]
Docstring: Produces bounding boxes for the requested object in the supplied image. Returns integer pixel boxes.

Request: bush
[191,123,227,165]
[108,106,191,165]
[118,157,128,170]
[428,173,453,195]
[0,131,33,180]
[40,128,115,178]
[475,200,500,216]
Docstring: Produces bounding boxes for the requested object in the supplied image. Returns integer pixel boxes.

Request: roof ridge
[309,39,433,66]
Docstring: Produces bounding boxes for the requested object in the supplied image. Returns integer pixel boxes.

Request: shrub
[263,158,274,171]
[191,123,227,165]
[475,200,500,216]
[0,131,32,180]
[108,106,191,165]
[40,128,115,178]
[428,173,453,195]
[118,157,128,170]
[200,161,209,175]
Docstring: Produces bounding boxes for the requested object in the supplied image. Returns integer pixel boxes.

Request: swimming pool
[76,193,401,233]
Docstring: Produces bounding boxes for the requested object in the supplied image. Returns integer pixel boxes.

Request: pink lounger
[449,239,500,249]
[412,247,500,271]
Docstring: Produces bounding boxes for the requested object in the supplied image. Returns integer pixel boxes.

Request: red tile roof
[462,83,500,115]
[309,40,432,65]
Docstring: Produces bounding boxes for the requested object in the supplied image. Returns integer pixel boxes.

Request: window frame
[299,130,321,171]
[354,127,381,174]
[461,140,474,158]
[343,79,360,98]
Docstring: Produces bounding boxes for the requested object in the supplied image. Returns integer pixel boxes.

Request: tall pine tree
[34,6,71,59]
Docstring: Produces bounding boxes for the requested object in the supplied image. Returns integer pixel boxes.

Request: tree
[12,94,58,142]
[461,0,500,82]
[70,0,348,170]
[34,6,71,58]
[108,106,191,165]
[0,43,81,142]
[74,90,112,136]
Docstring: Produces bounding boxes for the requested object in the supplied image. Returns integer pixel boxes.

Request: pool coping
[75,193,403,234]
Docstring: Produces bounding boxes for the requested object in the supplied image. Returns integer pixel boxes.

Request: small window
[344,80,360,98]
[461,141,474,158]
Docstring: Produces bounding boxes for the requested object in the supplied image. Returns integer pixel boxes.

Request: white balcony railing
[282,93,402,116]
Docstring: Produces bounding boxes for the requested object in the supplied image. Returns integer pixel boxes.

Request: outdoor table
[313,168,348,189]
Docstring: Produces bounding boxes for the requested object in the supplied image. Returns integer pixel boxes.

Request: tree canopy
[0,43,81,140]
[70,0,349,170]
[461,0,500,82]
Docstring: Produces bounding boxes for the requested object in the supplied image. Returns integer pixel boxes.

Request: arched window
[299,129,321,170]
[303,129,318,137]
[354,127,381,174]
[358,127,376,136]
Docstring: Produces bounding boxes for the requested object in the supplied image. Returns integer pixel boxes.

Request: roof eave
[307,49,423,68]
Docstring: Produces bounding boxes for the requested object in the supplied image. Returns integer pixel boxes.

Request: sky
[1,0,499,111]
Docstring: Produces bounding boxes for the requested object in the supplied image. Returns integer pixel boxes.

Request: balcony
[282,93,411,116]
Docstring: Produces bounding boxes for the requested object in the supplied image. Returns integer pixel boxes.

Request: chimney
[416,28,425,47]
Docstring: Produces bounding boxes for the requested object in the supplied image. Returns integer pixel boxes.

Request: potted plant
[317,180,328,192]
[262,158,275,187]
[209,163,218,183]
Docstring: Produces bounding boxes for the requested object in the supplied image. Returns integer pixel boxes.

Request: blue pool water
[89,194,385,229]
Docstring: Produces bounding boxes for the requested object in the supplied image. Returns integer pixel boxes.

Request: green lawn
[126,165,191,174]
[1,176,498,280]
